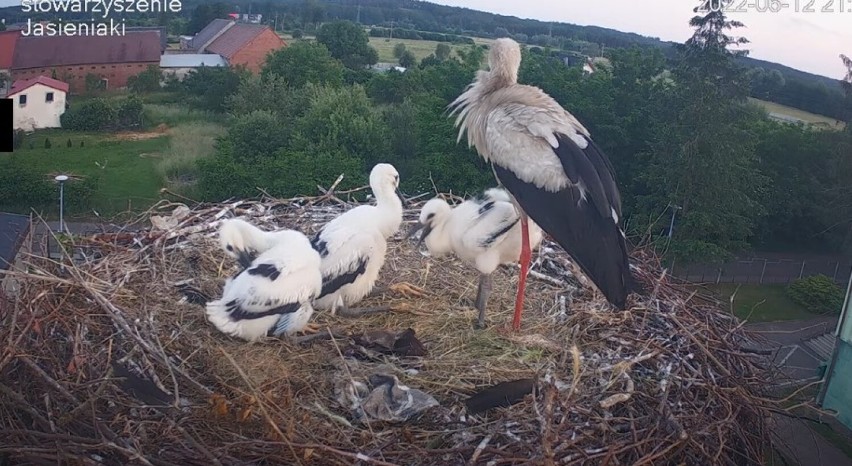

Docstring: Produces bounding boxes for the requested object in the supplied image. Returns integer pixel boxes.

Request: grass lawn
[3,129,170,218]
[369,36,492,63]
[702,283,814,322]
[1,101,224,220]
[749,98,846,130]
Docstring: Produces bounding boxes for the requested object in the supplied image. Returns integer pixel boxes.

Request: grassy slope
[704,283,814,323]
[3,130,169,217]
[1,100,224,219]
[749,98,846,130]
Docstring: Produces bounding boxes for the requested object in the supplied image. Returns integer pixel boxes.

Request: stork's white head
[489,38,521,85]
[483,187,512,203]
[369,163,406,206]
[218,219,265,269]
[408,198,452,255]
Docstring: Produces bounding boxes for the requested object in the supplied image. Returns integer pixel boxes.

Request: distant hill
[1,0,845,118]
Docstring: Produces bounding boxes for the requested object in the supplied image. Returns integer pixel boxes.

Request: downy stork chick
[409,188,544,329]
[205,229,323,342]
[218,218,293,270]
[311,163,424,317]
[449,38,637,330]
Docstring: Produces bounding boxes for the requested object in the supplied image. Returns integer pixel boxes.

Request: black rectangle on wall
[0,98,11,153]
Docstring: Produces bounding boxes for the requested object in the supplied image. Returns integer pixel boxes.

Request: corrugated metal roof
[11,31,161,70]
[206,24,276,59]
[0,212,29,272]
[160,54,227,68]
[0,30,20,69]
[9,75,70,95]
[189,19,233,50]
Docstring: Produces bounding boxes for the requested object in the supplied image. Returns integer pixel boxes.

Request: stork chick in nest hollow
[205,229,324,343]
[310,163,426,317]
[409,187,544,329]
[218,218,294,271]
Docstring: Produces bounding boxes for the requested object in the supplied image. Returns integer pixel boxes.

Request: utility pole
[356,3,361,24]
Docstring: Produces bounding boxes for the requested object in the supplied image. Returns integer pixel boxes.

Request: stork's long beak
[406,222,424,240]
[411,222,433,247]
[236,249,255,270]
[396,186,408,207]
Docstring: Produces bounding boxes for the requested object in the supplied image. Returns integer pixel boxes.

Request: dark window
[46,92,54,102]
[18,94,27,105]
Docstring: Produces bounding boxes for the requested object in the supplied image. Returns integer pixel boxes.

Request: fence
[671,256,852,285]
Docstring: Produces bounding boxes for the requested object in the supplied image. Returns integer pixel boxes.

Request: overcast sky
[432,0,850,79]
[1,0,849,78]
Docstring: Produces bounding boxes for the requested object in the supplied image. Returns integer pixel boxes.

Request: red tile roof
[9,76,70,95]
[0,30,21,69]
[205,24,272,59]
[11,31,160,70]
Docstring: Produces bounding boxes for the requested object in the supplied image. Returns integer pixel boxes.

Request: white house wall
[11,83,66,131]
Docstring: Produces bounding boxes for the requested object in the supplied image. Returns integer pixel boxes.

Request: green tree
[638,2,766,260]
[262,41,344,88]
[393,43,406,59]
[226,74,311,122]
[435,43,451,61]
[291,84,389,165]
[292,28,304,39]
[223,110,291,162]
[187,2,230,35]
[399,50,417,68]
[127,65,162,93]
[316,20,379,69]
[182,66,249,112]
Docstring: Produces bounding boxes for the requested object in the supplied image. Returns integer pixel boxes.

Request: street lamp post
[55,175,68,234]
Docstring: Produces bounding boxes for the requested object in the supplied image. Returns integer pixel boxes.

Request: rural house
[184,19,285,73]
[160,54,228,80]
[8,76,69,131]
[0,30,20,97]
[10,31,161,93]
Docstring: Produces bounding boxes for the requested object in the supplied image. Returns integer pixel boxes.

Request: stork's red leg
[512,211,532,331]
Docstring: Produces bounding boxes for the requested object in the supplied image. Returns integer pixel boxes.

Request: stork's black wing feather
[317,256,369,299]
[492,133,635,308]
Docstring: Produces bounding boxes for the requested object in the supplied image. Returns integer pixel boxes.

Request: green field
[368,36,493,63]
[3,129,170,217]
[704,283,814,322]
[750,98,846,130]
[1,102,223,219]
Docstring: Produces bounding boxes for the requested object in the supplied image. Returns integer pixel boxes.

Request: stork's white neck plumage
[372,182,404,238]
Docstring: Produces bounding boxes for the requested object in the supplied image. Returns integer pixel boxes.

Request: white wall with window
[8,77,68,132]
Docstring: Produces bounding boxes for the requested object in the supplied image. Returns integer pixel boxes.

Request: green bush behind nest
[786,274,845,315]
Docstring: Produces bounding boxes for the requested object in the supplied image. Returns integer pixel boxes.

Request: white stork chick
[409,188,544,329]
[449,38,639,330]
[205,229,323,342]
[310,163,424,317]
[218,218,293,270]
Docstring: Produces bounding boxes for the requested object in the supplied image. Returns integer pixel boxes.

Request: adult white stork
[205,229,323,342]
[310,163,424,317]
[408,187,544,329]
[448,38,637,330]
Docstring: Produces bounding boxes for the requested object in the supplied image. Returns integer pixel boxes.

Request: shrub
[61,96,143,131]
[61,98,117,131]
[292,28,303,39]
[66,138,72,147]
[127,65,163,93]
[44,138,51,148]
[787,275,845,315]
[116,94,144,128]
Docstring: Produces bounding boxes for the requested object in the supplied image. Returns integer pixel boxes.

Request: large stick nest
[0,191,780,465]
